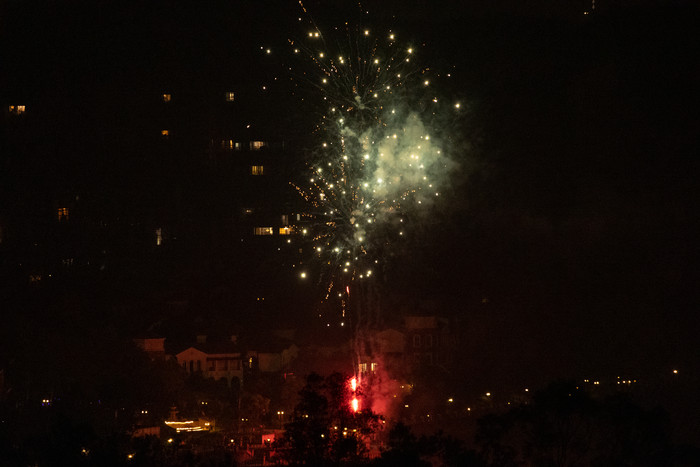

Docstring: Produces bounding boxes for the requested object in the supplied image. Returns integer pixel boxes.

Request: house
[175,336,243,386]
[404,316,456,368]
[133,336,167,360]
[245,333,299,373]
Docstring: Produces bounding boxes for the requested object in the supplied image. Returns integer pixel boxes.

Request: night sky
[1,0,699,433]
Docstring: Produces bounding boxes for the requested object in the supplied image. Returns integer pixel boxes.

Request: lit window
[251,165,264,175]
[254,227,274,235]
[281,214,289,225]
[155,228,163,246]
[279,227,291,235]
[161,129,169,137]
[162,94,172,102]
[57,207,69,221]
[225,91,235,102]
[223,140,242,150]
[9,105,26,114]
[243,208,254,215]
[250,141,267,150]
[370,362,378,372]
[358,363,368,373]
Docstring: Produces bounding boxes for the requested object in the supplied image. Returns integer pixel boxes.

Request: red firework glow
[349,377,360,412]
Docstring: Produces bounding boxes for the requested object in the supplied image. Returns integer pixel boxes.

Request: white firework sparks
[285,21,458,317]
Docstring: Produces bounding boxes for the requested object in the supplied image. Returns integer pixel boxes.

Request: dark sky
[1,0,699,390]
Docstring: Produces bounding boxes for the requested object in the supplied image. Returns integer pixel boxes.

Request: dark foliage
[475,381,674,467]
[279,372,382,466]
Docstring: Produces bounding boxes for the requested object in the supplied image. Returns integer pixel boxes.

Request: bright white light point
[364,30,369,35]
[425,136,430,140]
[345,262,350,266]
[294,49,299,53]
[386,85,390,90]
[424,80,429,86]
[358,237,363,242]
[266,49,271,54]
[374,59,379,64]
[319,53,324,58]
[377,178,383,183]
[397,74,401,78]
[323,143,327,147]
[367,270,372,276]
[407,48,413,53]
[322,79,327,84]
[391,109,395,114]
[389,34,395,40]
[373,93,378,98]
[314,32,319,37]
[433,98,438,103]
[455,102,461,108]
[343,156,348,160]
[364,154,370,159]
[399,232,403,235]
[302,229,308,235]
[317,168,322,173]
[392,134,397,139]
[308,32,313,37]
[316,247,322,252]
[310,178,315,183]
[300,272,306,279]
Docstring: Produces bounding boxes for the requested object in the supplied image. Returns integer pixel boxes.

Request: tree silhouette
[280,372,382,466]
[475,381,673,467]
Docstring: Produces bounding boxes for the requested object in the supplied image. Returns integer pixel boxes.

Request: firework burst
[284,18,459,322]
